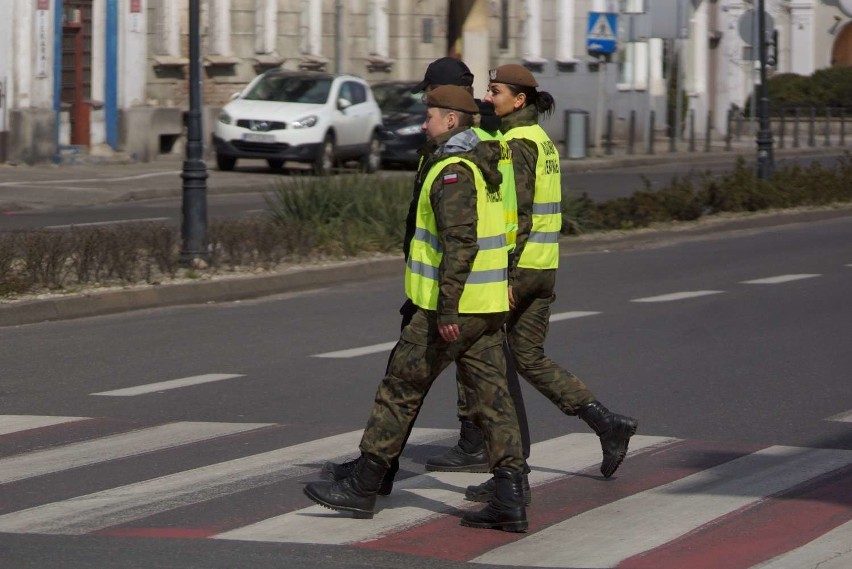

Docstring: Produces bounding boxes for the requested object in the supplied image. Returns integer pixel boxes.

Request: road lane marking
[45,217,170,229]
[0,416,88,436]
[91,374,245,396]
[313,342,398,359]
[549,311,601,322]
[740,274,821,284]
[0,422,272,484]
[313,312,601,359]
[0,172,180,187]
[473,445,852,568]
[630,291,724,303]
[826,409,852,423]
[213,434,671,545]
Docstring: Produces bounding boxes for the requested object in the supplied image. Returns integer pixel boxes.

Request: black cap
[412,57,474,93]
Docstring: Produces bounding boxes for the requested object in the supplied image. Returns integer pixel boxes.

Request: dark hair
[506,85,555,120]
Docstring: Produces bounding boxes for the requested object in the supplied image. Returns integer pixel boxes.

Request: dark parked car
[371,81,426,168]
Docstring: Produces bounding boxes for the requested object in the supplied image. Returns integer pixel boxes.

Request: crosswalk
[1,414,851,568]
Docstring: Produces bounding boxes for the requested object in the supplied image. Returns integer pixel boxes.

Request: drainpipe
[54,0,64,151]
[105,0,118,149]
[335,0,343,73]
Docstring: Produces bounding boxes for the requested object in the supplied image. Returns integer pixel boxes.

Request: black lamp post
[755,0,774,180]
[180,0,209,265]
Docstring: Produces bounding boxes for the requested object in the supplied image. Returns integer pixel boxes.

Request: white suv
[213,70,384,174]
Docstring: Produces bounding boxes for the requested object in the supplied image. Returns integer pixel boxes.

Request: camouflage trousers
[359,307,525,473]
[456,268,596,420]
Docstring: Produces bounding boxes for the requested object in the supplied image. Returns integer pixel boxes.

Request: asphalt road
[1,213,850,568]
[1,151,846,231]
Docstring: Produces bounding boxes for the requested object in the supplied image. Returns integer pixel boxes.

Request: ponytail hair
[508,85,556,120]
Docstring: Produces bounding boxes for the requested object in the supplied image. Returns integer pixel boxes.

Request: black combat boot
[578,400,638,478]
[425,420,488,473]
[460,468,528,532]
[321,456,398,496]
[464,463,532,505]
[303,455,388,519]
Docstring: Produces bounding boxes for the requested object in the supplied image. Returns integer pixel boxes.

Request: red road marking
[355,439,766,562]
[618,463,852,569]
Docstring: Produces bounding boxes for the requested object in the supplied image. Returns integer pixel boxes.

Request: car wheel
[313,134,335,175]
[267,159,284,170]
[217,154,237,171]
[360,133,383,174]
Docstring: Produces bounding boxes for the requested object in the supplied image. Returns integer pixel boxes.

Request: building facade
[1,0,850,164]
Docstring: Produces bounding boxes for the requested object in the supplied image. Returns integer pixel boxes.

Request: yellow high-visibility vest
[504,124,561,269]
[472,127,518,251]
[405,156,508,313]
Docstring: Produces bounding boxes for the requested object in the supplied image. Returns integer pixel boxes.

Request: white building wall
[789,0,817,74]
[122,0,148,107]
[686,0,709,129]
[0,0,12,130]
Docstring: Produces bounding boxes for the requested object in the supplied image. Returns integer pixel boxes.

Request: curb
[3,205,851,329]
[0,257,401,328]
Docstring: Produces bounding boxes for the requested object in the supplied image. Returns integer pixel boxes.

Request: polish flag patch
[442,173,459,184]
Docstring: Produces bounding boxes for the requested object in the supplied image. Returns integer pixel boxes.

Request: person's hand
[439,323,460,342]
[508,286,517,310]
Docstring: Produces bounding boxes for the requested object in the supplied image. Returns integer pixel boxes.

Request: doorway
[61,1,93,146]
[832,23,852,67]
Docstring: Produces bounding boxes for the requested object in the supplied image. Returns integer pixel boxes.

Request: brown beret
[488,64,539,88]
[425,85,479,114]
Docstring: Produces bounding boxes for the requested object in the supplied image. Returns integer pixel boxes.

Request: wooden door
[832,23,852,67]
[61,1,93,146]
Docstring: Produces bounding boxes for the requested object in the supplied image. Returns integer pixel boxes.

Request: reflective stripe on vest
[472,127,518,251]
[405,156,508,313]
[503,124,561,269]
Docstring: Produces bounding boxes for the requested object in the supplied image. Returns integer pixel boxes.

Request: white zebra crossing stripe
[213,434,672,545]
[0,415,88,436]
[0,422,273,484]
[472,445,852,568]
[752,519,852,569]
[91,374,245,396]
[0,427,454,535]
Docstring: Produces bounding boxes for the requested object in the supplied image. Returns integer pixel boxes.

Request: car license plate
[241,132,275,143]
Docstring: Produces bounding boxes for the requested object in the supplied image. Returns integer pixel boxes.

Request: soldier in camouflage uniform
[443,65,640,505]
[304,85,528,532]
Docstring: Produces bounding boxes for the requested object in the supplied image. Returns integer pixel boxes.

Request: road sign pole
[595,55,606,157]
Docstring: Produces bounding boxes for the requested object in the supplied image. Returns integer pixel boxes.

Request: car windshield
[243,76,332,104]
[372,84,426,113]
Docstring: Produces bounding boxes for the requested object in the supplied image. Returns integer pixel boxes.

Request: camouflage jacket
[406,127,504,324]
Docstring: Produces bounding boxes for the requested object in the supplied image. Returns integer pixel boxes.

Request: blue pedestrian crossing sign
[587,12,618,55]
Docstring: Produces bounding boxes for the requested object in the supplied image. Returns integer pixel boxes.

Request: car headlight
[395,124,422,136]
[291,115,318,129]
[217,110,232,125]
